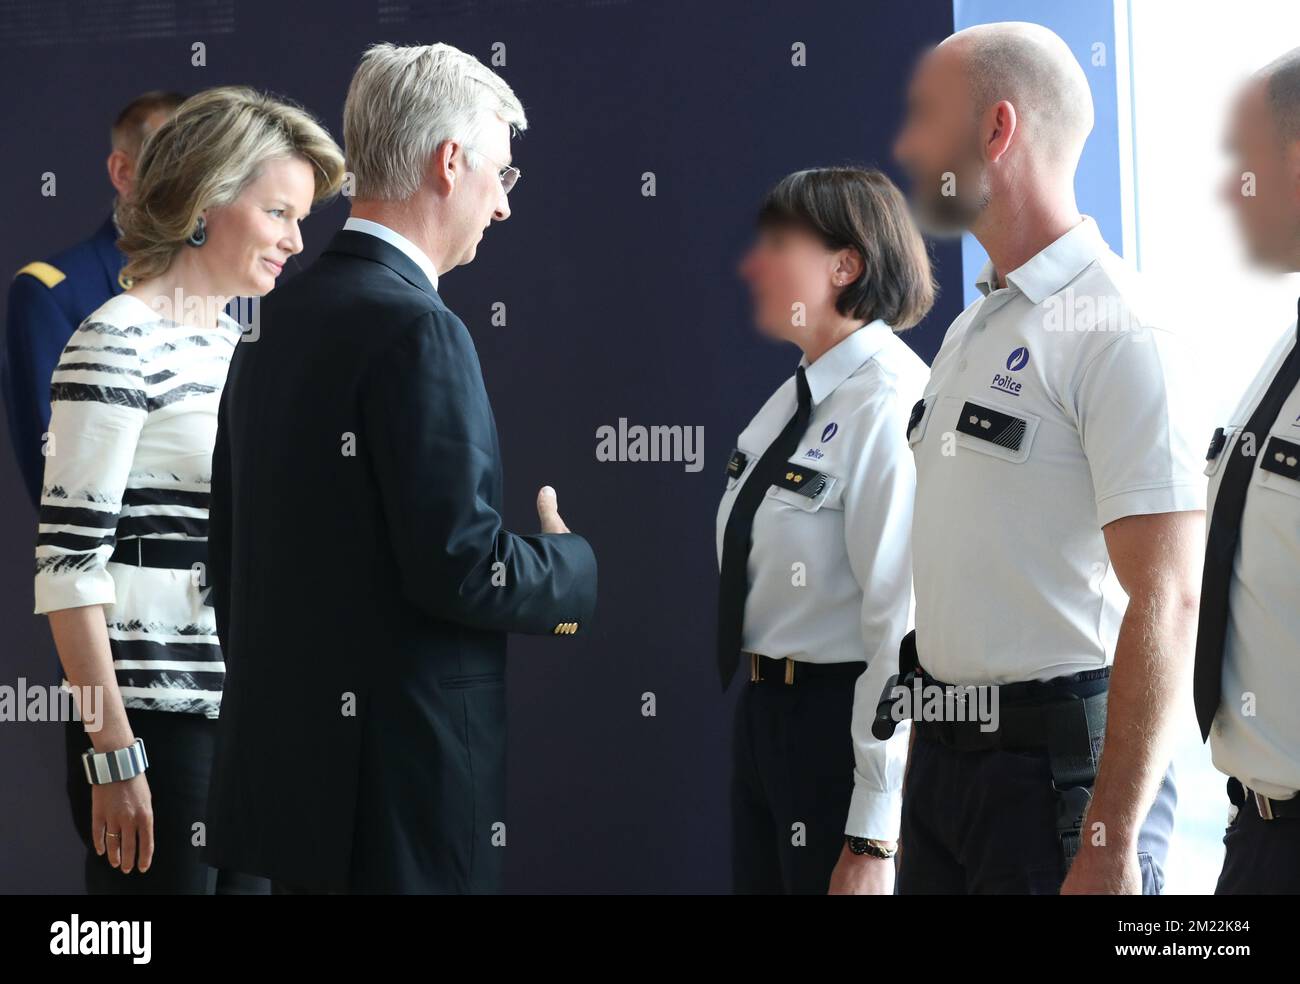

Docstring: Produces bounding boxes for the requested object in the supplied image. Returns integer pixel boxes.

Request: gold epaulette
[14,261,65,288]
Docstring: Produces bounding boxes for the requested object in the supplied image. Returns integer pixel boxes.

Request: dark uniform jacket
[203,229,597,893]
[3,216,125,508]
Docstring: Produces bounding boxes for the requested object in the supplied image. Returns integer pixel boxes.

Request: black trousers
[731,660,860,894]
[1216,782,1300,894]
[898,729,1174,894]
[66,710,268,895]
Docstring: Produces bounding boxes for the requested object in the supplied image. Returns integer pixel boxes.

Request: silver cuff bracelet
[81,738,149,785]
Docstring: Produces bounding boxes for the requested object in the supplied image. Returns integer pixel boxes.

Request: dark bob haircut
[757,167,936,331]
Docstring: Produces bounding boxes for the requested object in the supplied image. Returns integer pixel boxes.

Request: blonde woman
[35,86,344,894]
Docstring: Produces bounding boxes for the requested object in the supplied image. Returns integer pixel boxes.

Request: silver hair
[343,42,528,201]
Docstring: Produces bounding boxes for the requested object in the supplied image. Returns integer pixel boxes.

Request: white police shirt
[715,319,928,839]
[1206,317,1300,799]
[908,217,1206,686]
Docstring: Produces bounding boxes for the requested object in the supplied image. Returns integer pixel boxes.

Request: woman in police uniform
[716,167,934,894]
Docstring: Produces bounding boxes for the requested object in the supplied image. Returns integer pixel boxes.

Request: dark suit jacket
[204,230,598,893]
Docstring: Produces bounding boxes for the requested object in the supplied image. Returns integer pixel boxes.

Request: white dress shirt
[343,216,440,290]
[909,217,1206,686]
[715,320,928,840]
[1207,315,1300,799]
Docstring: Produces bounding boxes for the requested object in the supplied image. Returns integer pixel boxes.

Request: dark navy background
[0,0,962,893]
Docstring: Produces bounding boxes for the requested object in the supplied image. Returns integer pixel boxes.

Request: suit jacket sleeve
[207,380,232,645]
[359,309,597,634]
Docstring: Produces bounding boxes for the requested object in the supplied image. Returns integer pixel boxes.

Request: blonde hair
[118,86,346,282]
[344,42,527,201]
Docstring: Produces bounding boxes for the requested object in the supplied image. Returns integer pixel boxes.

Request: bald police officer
[1196,46,1300,895]
[3,90,185,509]
[887,23,1205,894]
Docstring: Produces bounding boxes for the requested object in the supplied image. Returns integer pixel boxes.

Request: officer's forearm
[1086,584,1198,848]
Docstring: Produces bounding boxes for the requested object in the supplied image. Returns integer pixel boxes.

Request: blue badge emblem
[821,422,838,442]
[1006,347,1030,371]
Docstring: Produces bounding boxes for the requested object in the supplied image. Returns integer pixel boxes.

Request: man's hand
[1063,509,1202,894]
[1061,843,1141,895]
[828,842,896,895]
[536,486,570,534]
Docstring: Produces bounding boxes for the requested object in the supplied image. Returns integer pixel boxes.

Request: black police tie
[716,366,813,689]
[1194,303,1300,740]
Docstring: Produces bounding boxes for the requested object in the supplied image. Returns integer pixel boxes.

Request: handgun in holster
[1046,690,1108,870]
[871,630,920,742]
[871,629,1109,874]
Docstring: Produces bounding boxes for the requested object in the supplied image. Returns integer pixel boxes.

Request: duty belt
[912,679,1109,787]
[1228,776,1300,821]
[875,630,1110,869]
[744,652,863,686]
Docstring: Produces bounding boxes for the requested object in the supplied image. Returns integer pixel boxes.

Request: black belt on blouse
[109,537,208,571]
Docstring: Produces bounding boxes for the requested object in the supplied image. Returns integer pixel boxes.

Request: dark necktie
[716,366,813,689]
[1194,302,1300,740]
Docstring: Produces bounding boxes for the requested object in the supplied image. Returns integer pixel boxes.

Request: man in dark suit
[3,90,185,509]
[203,42,598,894]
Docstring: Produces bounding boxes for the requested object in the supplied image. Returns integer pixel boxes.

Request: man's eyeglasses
[468,148,521,194]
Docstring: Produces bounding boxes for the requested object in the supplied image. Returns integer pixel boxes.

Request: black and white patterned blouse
[34,292,242,717]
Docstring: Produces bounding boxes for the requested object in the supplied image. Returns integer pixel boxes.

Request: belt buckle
[1255,791,1275,821]
[747,654,795,685]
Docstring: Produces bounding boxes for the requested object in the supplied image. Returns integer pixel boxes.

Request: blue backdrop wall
[953,0,1128,302]
[0,0,963,893]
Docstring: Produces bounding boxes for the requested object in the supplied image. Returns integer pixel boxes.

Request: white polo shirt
[1207,314,1300,799]
[909,217,1206,686]
[715,320,928,839]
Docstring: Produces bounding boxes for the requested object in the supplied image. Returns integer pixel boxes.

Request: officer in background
[888,23,1205,893]
[716,167,932,894]
[3,90,186,509]
[1195,45,1300,894]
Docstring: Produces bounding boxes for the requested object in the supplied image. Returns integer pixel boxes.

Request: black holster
[871,630,920,741]
[1046,691,1108,869]
[876,630,1109,873]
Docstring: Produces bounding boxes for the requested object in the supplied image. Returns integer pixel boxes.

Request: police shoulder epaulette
[14,261,65,289]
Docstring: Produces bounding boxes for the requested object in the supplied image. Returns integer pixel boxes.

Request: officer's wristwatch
[846,836,897,859]
[81,738,149,785]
